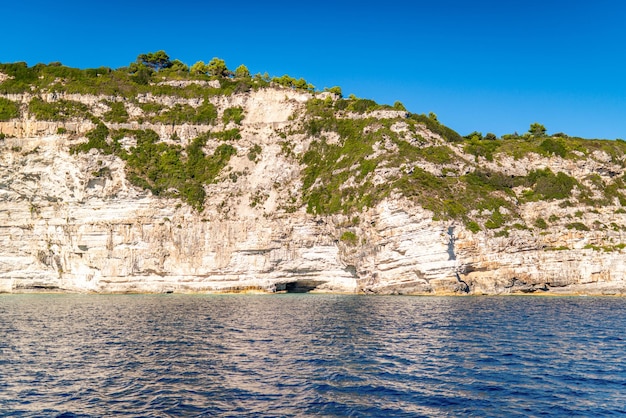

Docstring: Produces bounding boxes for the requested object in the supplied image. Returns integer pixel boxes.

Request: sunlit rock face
[1,86,626,295]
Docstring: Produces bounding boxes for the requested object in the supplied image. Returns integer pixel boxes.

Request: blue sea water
[0,294,625,417]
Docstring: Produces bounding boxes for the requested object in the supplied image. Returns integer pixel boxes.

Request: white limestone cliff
[1,87,626,295]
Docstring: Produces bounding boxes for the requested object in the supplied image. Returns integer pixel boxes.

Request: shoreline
[1,289,625,297]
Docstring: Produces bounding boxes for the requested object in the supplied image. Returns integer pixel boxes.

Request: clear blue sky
[2,0,626,139]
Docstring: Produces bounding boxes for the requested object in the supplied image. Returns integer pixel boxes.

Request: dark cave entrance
[283,280,326,293]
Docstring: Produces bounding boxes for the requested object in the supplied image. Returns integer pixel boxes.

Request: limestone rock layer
[1,87,626,295]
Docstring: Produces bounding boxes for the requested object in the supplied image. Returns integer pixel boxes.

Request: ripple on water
[0,294,625,416]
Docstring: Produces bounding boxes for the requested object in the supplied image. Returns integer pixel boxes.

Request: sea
[0,294,624,417]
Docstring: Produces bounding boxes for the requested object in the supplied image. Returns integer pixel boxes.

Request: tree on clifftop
[168,59,189,73]
[529,122,547,137]
[190,61,208,75]
[207,58,231,78]
[137,51,172,72]
[234,64,250,79]
[325,86,342,98]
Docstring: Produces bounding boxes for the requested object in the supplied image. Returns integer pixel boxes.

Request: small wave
[1,295,625,416]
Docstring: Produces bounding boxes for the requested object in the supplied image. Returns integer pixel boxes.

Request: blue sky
[2,0,626,139]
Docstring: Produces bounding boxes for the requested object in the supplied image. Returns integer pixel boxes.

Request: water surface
[1,294,624,416]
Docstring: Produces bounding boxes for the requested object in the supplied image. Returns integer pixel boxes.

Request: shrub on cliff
[0,97,19,120]
[340,231,358,245]
[103,101,129,123]
[524,169,578,201]
[28,98,92,121]
[464,136,501,161]
[408,113,463,143]
[222,107,245,125]
[128,63,153,85]
[0,62,36,93]
[71,122,111,154]
[539,138,567,157]
[347,98,379,113]
[151,101,217,125]
[567,222,590,231]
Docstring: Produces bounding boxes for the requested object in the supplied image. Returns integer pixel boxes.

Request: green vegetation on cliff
[28,97,93,121]
[2,51,626,228]
[299,97,510,225]
[0,97,19,121]
[71,124,236,210]
[0,51,277,98]
[296,96,626,231]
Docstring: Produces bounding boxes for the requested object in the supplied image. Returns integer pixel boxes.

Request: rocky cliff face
[2,82,626,295]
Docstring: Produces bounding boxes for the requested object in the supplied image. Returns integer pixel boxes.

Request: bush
[567,222,590,231]
[525,169,577,200]
[152,101,217,125]
[0,97,19,120]
[194,101,218,124]
[408,113,463,142]
[156,104,194,124]
[211,129,241,142]
[347,98,379,113]
[28,97,91,121]
[419,146,454,164]
[222,107,244,125]
[464,137,501,161]
[466,221,481,233]
[393,101,406,111]
[103,101,129,123]
[130,66,152,85]
[0,62,37,93]
[71,122,111,154]
[539,138,567,157]
[340,231,358,245]
[247,144,262,162]
[465,170,518,191]
[485,209,505,229]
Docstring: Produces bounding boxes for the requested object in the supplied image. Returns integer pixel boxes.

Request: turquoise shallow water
[1,294,625,417]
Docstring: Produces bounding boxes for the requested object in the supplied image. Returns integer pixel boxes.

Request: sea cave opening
[283,279,326,293]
